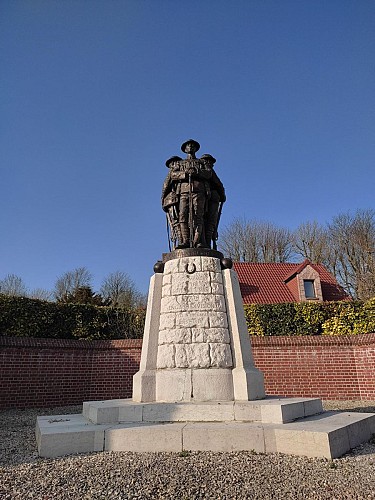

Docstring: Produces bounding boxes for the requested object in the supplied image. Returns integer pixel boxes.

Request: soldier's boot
[205,223,216,249]
[205,229,213,249]
[176,223,190,249]
[172,223,183,250]
[194,225,209,248]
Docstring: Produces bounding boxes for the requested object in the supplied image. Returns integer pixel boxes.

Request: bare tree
[62,286,105,305]
[54,267,92,302]
[0,274,28,297]
[100,271,145,309]
[219,218,292,263]
[326,209,375,299]
[293,221,329,264]
[28,288,53,301]
[258,222,293,263]
[219,218,257,261]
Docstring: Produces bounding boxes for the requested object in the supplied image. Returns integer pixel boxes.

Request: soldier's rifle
[166,212,177,252]
[188,172,194,247]
[212,201,223,251]
[166,214,172,252]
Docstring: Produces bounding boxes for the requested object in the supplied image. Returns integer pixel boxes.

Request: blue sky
[1,0,374,295]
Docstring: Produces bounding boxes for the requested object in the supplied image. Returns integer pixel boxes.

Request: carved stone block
[177,311,210,328]
[159,313,176,330]
[210,271,223,284]
[159,328,192,345]
[191,328,206,343]
[205,328,230,344]
[190,344,211,368]
[201,257,221,273]
[157,345,175,369]
[208,312,228,328]
[210,343,233,368]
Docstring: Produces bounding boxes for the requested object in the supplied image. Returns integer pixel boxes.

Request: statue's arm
[161,172,172,200]
[212,171,226,201]
[197,169,212,180]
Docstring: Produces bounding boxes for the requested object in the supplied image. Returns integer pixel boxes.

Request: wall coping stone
[2,333,374,350]
[250,332,375,347]
[0,336,143,350]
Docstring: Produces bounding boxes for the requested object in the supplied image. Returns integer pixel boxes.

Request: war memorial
[36,140,375,459]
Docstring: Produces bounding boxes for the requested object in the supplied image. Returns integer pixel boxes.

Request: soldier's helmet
[165,156,182,168]
[181,139,200,153]
[200,154,216,164]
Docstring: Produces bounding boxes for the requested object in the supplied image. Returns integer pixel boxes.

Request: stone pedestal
[133,251,265,402]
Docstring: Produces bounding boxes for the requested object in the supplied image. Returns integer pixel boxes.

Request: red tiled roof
[283,259,312,282]
[309,263,351,302]
[232,261,349,304]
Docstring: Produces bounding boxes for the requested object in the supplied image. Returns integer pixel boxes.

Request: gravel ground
[1,401,375,499]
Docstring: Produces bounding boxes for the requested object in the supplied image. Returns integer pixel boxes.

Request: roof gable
[233,261,349,304]
[283,259,314,283]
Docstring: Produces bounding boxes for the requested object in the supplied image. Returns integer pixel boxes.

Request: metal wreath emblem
[185,262,196,274]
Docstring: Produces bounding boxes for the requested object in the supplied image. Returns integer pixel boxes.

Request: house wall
[1,334,374,408]
[297,265,323,301]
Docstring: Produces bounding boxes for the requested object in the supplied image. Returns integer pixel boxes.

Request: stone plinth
[133,253,265,402]
[36,399,375,459]
[81,397,324,425]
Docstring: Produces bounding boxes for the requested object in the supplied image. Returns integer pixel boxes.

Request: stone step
[36,414,111,458]
[36,410,375,459]
[264,411,375,458]
[83,397,323,425]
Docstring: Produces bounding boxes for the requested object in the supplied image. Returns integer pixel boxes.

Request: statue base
[36,397,375,458]
[162,248,224,263]
[135,253,265,402]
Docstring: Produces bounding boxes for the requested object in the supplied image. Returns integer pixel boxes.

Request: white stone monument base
[132,254,266,403]
[155,368,234,402]
[36,397,375,459]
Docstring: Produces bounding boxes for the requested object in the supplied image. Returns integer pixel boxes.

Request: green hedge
[2,294,375,340]
[244,298,375,336]
[0,295,146,340]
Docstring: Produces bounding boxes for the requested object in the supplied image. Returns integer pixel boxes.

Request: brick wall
[251,334,375,400]
[1,334,374,408]
[0,337,142,409]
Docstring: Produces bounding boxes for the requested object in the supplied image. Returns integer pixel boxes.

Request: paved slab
[83,399,143,424]
[36,414,111,458]
[105,422,185,452]
[83,397,323,425]
[263,411,375,458]
[36,408,375,458]
[182,422,265,452]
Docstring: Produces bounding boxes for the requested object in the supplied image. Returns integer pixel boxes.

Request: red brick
[1,334,375,408]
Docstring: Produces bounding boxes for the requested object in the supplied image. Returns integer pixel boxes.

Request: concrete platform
[82,397,323,425]
[36,399,375,459]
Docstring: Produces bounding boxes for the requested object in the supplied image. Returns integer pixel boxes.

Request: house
[233,259,349,304]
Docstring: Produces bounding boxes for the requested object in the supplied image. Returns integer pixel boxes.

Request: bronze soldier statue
[177,140,212,248]
[161,156,183,249]
[161,140,225,251]
[200,154,226,249]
